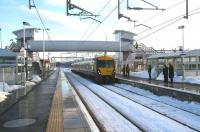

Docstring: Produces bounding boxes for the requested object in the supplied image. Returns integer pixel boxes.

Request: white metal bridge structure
[27,30,157,61]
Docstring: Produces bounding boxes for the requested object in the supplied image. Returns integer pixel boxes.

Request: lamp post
[38,28,50,78]
[0,28,5,91]
[23,21,31,48]
[178,25,185,51]
[178,25,185,80]
[22,22,31,86]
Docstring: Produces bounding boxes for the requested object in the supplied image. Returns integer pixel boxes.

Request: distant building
[11,28,39,51]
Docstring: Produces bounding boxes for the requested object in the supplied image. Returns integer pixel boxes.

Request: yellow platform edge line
[46,86,64,132]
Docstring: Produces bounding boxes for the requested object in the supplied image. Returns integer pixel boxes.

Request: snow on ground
[0,82,23,92]
[0,74,41,102]
[130,69,200,85]
[63,68,71,72]
[31,74,42,82]
[105,84,200,130]
[0,92,9,102]
[70,72,195,131]
[114,83,200,115]
[156,72,200,84]
[26,81,36,86]
[64,71,140,132]
[130,67,158,79]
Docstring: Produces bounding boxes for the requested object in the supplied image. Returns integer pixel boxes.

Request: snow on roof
[0,49,16,57]
[148,52,182,59]
[12,28,36,35]
[148,49,200,59]
[185,49,200,57]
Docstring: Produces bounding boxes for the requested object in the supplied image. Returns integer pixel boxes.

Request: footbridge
[28,40,134,52]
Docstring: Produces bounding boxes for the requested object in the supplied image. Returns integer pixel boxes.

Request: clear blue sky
[1,0,200,50]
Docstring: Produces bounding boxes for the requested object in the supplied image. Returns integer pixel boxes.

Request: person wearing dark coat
[163,64,168,83]
[122,64,126,77]
[126,64,130,77]
[148,64,152,80]
[168,63,174,83]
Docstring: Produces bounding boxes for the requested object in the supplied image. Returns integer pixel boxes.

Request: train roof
[95,55,113,60]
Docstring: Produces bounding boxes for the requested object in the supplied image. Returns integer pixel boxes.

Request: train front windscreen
[97,60,114,68]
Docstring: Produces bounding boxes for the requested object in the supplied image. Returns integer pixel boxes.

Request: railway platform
[0,69,93,132]
[116,74,200,94]
[116,74,200,102]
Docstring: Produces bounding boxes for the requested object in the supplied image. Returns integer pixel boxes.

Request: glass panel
[185,64,189,70]
[189,64,196,70]
[158,59,165,63]
[97,60,114,68]
[183,57,189,63]
[176,58,181,62]
[176,64,182,70]
[190,57,196,62]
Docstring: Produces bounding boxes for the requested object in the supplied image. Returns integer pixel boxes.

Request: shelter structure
[0,49,16,84]
[147,49,200,77]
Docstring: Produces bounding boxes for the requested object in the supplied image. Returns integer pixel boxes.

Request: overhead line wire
[141,0,185,25]
[31,0,51,39]
[136,9,200,41]
[137,7,200,35]
[81,0,112,40]
[130,0,186,31]
[84,0,126,40]
[31,0,55,50]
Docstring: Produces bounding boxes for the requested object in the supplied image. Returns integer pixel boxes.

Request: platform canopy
[28,40,135,52]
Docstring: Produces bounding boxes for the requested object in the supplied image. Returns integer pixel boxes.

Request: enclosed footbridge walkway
[28,40,134,52]
[27,30,136,52]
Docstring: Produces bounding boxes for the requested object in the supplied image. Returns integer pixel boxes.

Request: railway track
[65,72,142,132]
[108,84,200,116]
[65,72,199,132]
[102,84,200,131]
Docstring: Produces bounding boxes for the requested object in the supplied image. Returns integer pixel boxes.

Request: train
[71,55,115,83]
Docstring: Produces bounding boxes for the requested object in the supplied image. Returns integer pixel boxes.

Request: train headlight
[97,70,101,75]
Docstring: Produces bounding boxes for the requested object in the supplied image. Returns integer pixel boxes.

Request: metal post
[0,28,2,48]
[22,21,31,86]
[43,29,45,78]
[185,0,188,19]
[23,25,26,86]
[178,25,185,51]
[178,25,185,80]
[182,27,185,51]
[0,28,5,91]
[181,56,185,80]
[119,32,122,73]
[23,25,25,47]
[41,28,50,78]
[118,0,120,19]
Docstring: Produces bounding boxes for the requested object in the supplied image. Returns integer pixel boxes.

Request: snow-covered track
[66,72,197,132]
[65,72,142,132]
[117,77,200,103]
[110,84,200,116]
[102,84,200,131]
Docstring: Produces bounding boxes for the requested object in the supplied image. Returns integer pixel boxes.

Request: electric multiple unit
[71,55,115,83]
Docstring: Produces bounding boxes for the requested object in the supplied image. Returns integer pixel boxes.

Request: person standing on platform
[148,64,152,80]
[122,64,126,77]
[163,64,168,83]
[169,63,174,84]
[126,64,130,77]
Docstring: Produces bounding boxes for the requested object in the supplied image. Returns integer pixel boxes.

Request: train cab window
[97,60,114,68]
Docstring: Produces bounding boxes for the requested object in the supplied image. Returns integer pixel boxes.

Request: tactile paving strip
[46,86,64,132]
